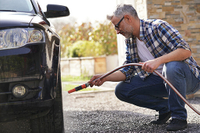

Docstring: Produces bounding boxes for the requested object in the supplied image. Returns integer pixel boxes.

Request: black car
[0,0,69,132]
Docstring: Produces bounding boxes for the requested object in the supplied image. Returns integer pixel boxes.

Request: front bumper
[0,98,54,122]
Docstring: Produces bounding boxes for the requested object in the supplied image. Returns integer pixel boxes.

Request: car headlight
[0,28,44,49]
[12,85,28,98]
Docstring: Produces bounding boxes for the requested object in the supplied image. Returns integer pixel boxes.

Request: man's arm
[141,48,191,73]
[88,71,126,87]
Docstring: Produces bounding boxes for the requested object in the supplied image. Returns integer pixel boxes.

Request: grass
[61,75,92,82]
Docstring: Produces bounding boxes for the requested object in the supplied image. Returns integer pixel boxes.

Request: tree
[58,21,117,58]
[90,22,117,55]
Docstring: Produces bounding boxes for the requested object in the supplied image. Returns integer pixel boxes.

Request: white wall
[61,55,118,76]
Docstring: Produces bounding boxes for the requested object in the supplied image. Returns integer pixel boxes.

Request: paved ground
[63,82,200,133]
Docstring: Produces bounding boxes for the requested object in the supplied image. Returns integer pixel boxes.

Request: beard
[122,24,134,38]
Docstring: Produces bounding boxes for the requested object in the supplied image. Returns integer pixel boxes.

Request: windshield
[0,0,34,13]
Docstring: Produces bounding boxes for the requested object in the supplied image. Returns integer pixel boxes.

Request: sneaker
[151,111,171,124]
[166,118,187,131]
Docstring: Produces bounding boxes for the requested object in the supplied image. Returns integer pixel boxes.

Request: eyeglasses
[115,16,124,30]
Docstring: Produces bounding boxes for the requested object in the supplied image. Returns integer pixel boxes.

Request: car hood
[0,12,45,28]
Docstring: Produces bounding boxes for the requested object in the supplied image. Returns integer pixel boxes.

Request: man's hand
[140,59,161,73]
[88,74,106,87]
[88,71,126,87]
[140,48,191,73]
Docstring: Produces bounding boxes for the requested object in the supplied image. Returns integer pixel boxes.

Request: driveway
[63,89,200,133]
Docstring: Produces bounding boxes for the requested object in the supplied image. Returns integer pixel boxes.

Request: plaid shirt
[120,19,200,82]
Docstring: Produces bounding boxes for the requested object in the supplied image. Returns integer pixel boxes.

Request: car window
[0,0,34,13]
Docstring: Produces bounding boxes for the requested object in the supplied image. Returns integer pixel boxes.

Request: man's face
[111,16,134,38]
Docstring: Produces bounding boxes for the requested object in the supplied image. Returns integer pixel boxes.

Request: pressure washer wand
[67,75,108,94]
[68,82,90,93]
[67,64,124,94]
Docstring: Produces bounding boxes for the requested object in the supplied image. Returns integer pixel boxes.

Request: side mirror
[44,4,70,18]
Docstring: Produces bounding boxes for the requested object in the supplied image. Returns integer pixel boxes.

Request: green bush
[69,40,103,57]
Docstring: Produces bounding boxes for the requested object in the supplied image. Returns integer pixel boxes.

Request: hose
[67,63,200,115]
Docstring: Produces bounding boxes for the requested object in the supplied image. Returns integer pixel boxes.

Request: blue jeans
[115,61,200,120]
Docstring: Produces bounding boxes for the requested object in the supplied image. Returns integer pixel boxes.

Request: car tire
[30,70,64,133]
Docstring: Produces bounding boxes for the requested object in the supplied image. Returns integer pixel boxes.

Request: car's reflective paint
[0,0,69,126]
[0,12,34,28]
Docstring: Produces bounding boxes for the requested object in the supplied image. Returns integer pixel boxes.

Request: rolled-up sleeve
[120,65,135,82]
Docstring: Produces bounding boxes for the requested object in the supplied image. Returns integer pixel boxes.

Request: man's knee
[164,61,186,78]
[115,81,131,101]
[115,82,124,100]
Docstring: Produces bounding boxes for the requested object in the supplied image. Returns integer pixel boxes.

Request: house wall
[146,0,200,64]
